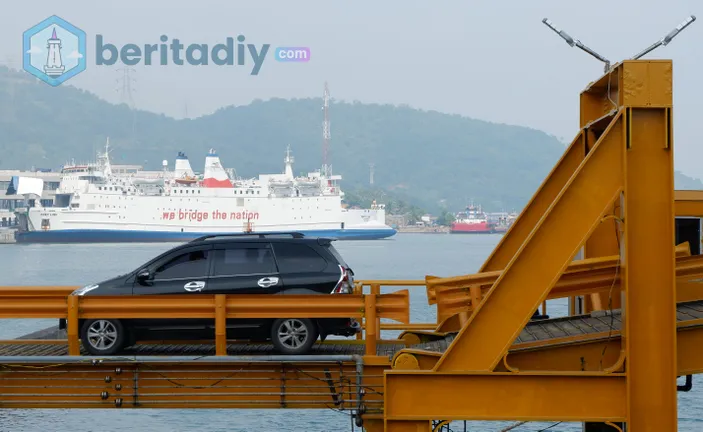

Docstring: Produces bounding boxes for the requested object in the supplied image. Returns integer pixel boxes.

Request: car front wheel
[80,319,126,356]
[270,318,318,355]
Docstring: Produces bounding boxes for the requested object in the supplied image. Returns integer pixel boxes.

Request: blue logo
[23,16,87,86]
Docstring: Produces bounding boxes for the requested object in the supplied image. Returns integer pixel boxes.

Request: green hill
[1,66,701,214]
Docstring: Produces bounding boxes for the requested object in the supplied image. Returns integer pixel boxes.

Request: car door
[131,244,213,337]
[134,245,213,295]
[207,242,282,336]
[207,242,282,294]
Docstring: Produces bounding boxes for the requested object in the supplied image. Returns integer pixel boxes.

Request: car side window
[272,243,327,273]
[153,249,209,280]
[212,246,277,276]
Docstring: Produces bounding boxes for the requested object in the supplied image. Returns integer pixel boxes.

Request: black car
[63,232,360,355]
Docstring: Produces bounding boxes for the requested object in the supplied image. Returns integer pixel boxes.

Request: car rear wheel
[80,319,126,356]
[270,318,318,355]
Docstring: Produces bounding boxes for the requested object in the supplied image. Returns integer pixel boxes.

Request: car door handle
[184,281,206,292]
[258,277,279,288]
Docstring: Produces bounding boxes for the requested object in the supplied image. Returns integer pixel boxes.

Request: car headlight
[72,284,99,296]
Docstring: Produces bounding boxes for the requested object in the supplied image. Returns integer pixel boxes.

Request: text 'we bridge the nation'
[161,210,260,222]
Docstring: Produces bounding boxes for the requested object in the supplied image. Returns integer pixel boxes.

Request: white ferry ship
[9,143,396,243]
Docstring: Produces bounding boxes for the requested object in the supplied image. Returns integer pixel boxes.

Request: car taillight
[332,265,354,294]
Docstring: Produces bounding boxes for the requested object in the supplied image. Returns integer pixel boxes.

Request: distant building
[0,164,152,225]
[386,214,407,228]
[0,170,61,211]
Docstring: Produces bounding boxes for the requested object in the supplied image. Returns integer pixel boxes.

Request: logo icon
[23,16,86,86]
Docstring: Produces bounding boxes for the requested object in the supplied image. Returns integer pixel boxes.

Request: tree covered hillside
[1,66,701,213]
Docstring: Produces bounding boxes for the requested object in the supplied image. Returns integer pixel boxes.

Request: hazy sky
[4,0,703,178]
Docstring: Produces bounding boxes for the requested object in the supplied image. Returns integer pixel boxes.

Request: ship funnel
[284,145,294,179]
[202,148,233,188]
[174,152,195,179]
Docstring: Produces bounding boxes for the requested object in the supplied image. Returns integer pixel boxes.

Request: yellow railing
[354,280,438,343]
[0,288,411,356]
[427,248,702,324]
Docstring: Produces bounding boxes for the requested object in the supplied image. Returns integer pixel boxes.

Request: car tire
[270,318,318,355]
[80,319,126,356]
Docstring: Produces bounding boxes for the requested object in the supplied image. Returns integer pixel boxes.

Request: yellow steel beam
[433,110,624,372]
[622,62,677,430]
[383,62,680,430]
[675,190,703,216]
[582,93,623,314]
[384,371,625,422]
[479,129,585,272]
[584,202,621,313]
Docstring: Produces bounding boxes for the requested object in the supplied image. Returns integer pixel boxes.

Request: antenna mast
[116,67,136,108]
[322,82,331,178]
[116,67,138,149]
[369,162,375,185]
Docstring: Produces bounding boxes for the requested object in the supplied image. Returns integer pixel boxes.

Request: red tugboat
[450,203,495,234]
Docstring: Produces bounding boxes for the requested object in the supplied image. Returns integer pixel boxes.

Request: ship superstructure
[11,142,395,243]
[450,203,495,234]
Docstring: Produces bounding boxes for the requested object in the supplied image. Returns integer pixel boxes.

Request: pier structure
[2,42,703,432]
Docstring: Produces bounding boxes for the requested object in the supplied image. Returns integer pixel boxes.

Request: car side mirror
[137,269,151,281]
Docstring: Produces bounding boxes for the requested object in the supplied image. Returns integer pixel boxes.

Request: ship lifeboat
[270,180,294,188]
[296,179,319,188]
[175,175,198,185]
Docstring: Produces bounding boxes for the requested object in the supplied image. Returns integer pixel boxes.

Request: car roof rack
[189,232,306,243]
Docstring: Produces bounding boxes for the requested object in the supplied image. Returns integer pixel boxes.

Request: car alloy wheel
[271,318,318,354]
[278,319,309,349]
[80,319,126,355]
[87,320,119,351]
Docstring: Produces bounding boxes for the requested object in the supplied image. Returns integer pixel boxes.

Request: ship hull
[14,227,397,244]
[449,229,495,234]
[450,223,495,234]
